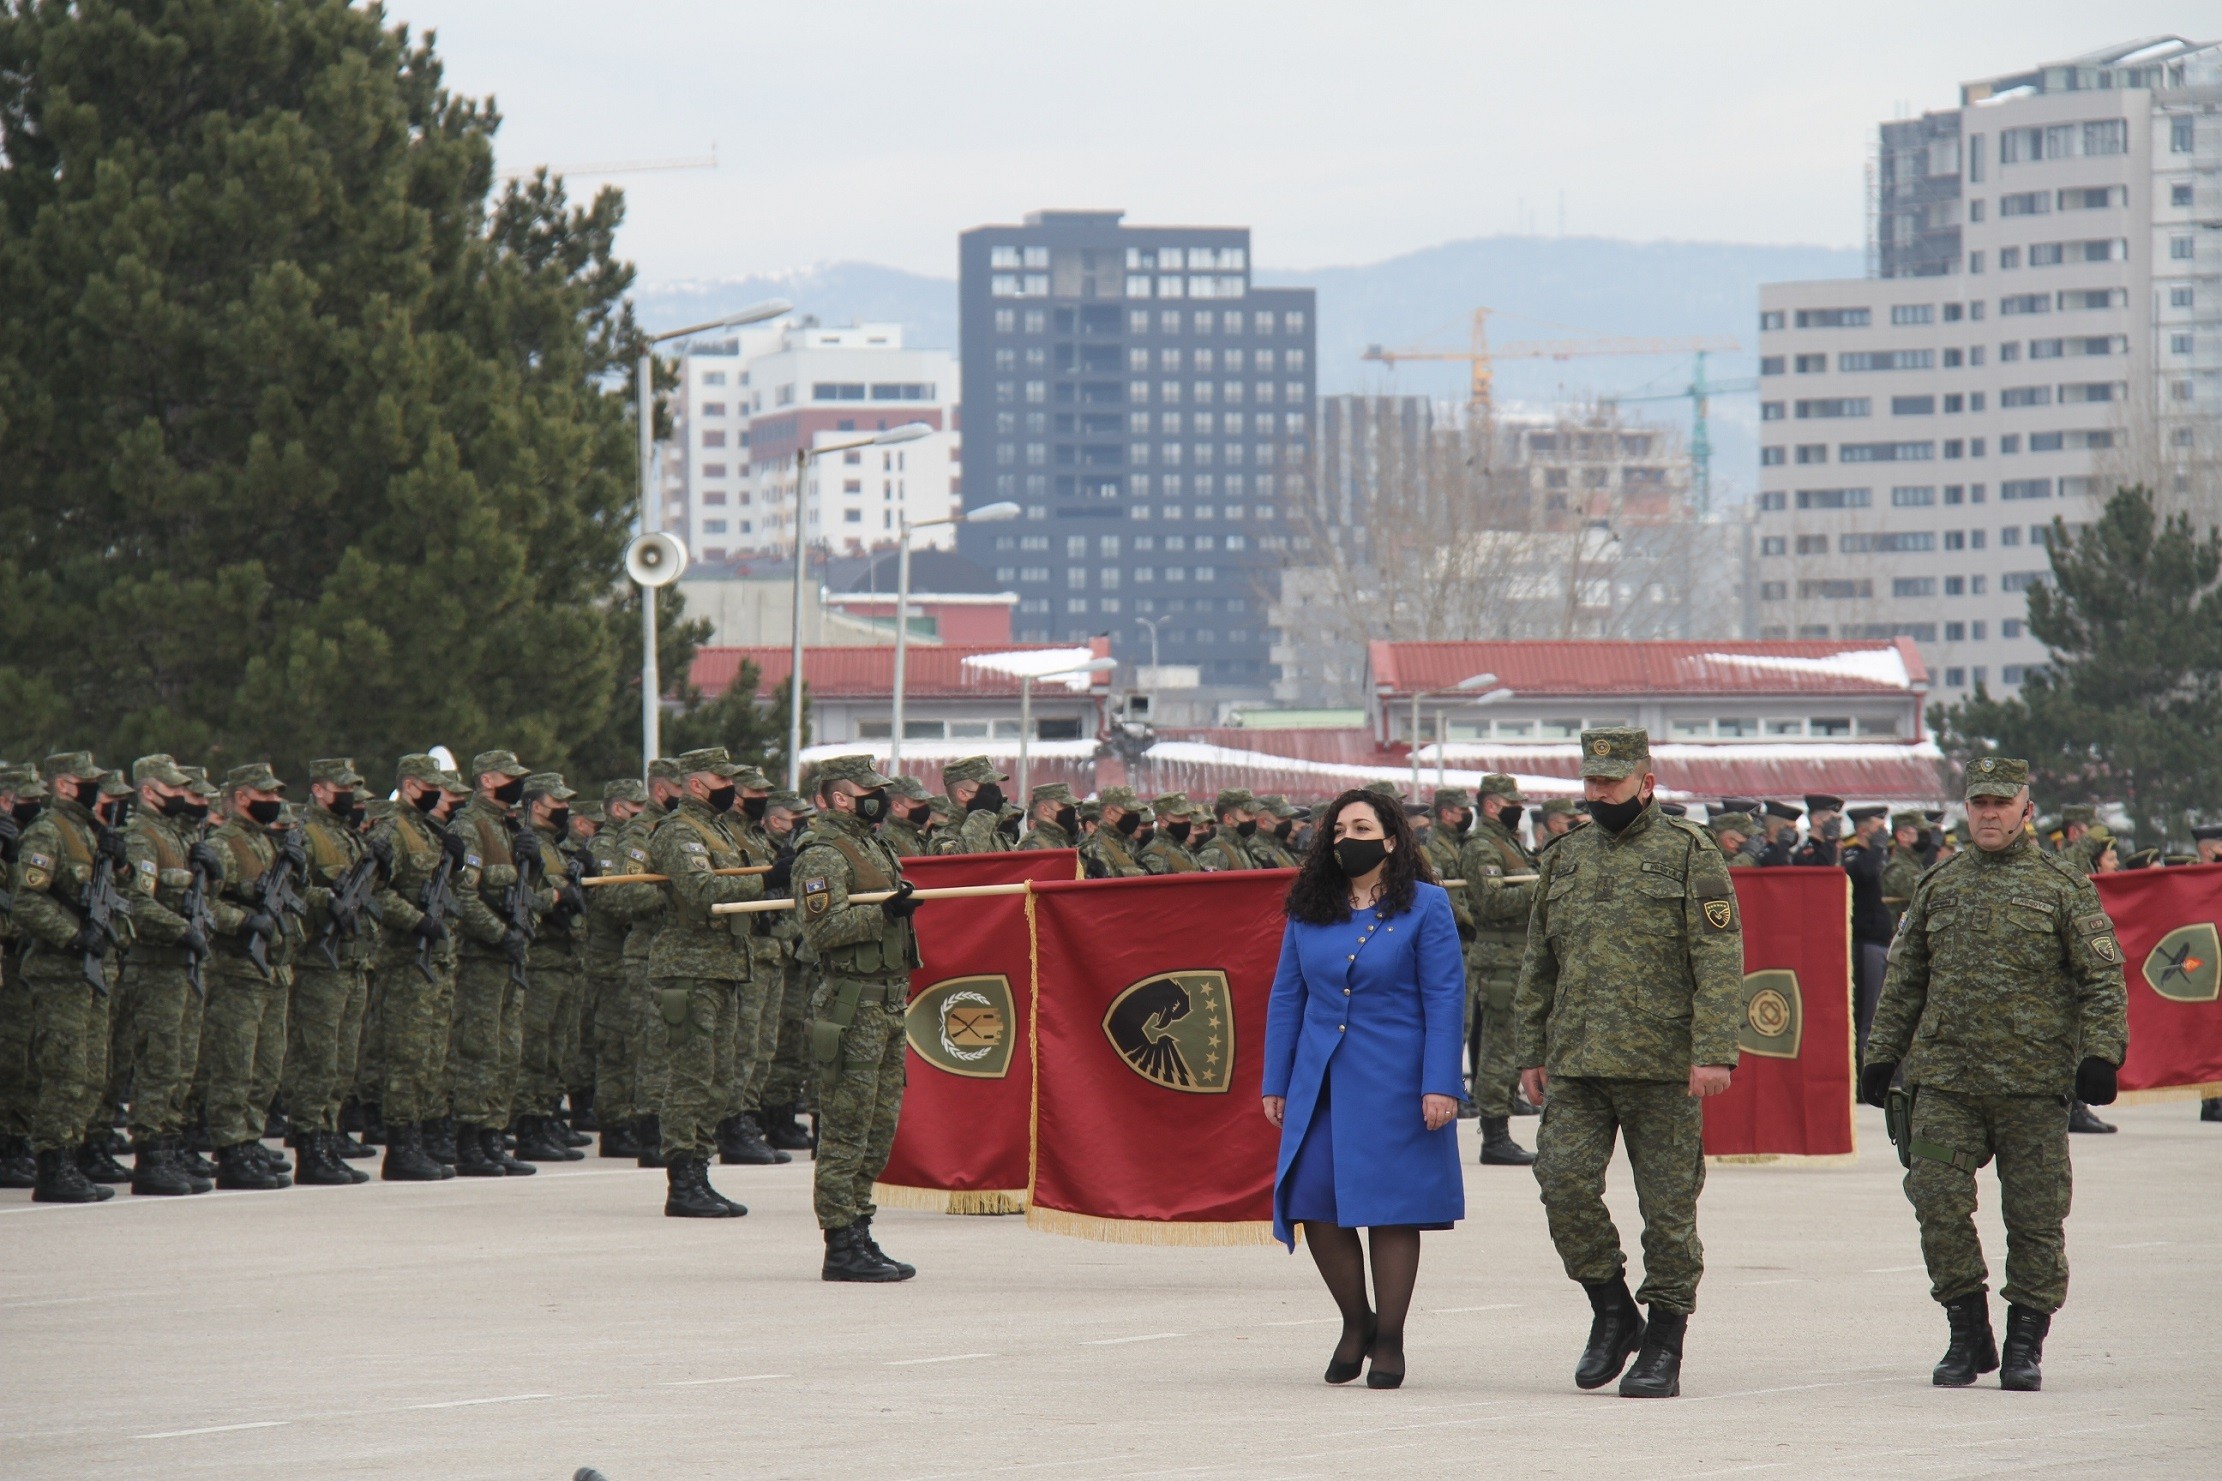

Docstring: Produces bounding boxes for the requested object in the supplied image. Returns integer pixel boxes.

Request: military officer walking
[1517,728,1743,1398]
[1863,756,2128,1392]
[1459,775,1539,1167]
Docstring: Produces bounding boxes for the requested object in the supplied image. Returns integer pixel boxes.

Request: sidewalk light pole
[1407,671,1498,801]
[1016,656,1118,806]
[889,501,1021,771]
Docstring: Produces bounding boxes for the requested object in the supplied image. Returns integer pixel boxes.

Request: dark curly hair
[1283,788,1436,924]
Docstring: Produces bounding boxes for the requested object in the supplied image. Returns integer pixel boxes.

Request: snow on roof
[1430,740,1943,764]
[799,738,1102,764]
[959,646,1106,691]
[1695,649,1912,689]
[1143,740,1583,796]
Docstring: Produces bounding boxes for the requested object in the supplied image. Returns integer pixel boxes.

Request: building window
[1759,581,1787,601]
[1760,310,1785,331]
[1761,402,1784,421]
[1795,444,1828,464]
[1794,353,1827,374]
[1760,356,1785,376]
[1794,308,1870,328]
[1761,447,1785,467]
[1893,577,1936,597]
[1892,395,1936,416]
[1796,399,1870,419]
[1892,486,1935,506]
[1891,305,1934,325]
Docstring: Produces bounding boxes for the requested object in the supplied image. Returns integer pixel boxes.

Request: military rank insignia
[802,877,831,917]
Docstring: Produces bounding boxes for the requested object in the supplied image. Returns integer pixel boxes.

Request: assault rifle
[245,827,309,979]
[413,819,463,983]
[499,816,541,991]
[0,811,16,916]
[180,840,223,999]
[548,838,595,933]
[76,795,136,996]
[317,834,392,969]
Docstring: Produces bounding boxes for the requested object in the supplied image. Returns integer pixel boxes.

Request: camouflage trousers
[1534,1075,1708,1315]
[0,965,36,1139]
[1905,1088,2073,1314]
[120,960,201,1139]
[810,977,908,1230]
[627,957,670,1116]
[201,968,288,1150]
[564,963,596,1101]
[282,964,367,1134]
[582,954,634,1120]
[353,968,385,1110]
[1465,961,1520,1118]
[450,956,523,1129]
[97,971,138,1134]
[520,956,583,1115]
[22,970,110,1153]
[761,958,820,1112]
[378,953,453,1125]
[655,975,739,1161]
[722,942,781,1120]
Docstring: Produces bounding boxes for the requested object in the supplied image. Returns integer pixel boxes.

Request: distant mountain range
[633,235,1864,505]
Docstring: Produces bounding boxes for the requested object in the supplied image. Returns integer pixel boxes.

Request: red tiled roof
[691,641,1112,700]
[1368,639,1929,698]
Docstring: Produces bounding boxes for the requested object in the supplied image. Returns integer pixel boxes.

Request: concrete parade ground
[2,1103,2216,1480]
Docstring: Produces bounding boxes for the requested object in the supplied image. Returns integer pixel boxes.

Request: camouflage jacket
[1515,801,1744,1079]
[880,816,929,858]
[1460,815,1538,975]
[1138,833,1200,875]
[934,806,1012,856]
[298,801,378,969]
[1422,829,1472,932]
[369,807,459,969]
[1869,834,2128,1096]
[1081,826,1147,878]
[1019,818,1075,854]
[206,818,303,979]
[449,796,541,957]
[615,803,670,964]
[1197,827,1255,872]
[645,798,761,981]
[10,796,127,968]
[122,808,197,960]
[1879,844,1924,932]
[1246,832,1300,870]
[580,819,647,967]
[524,822,582,970]
[794,808,918,982]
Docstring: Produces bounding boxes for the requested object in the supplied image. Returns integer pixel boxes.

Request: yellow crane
[1361,308,1739,422]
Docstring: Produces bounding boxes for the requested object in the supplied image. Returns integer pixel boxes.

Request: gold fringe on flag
[1706,1150,1862,1168]
[2115,1081,2222,1105]
[1025,1205,1279,1247]
[871,1182,1028,1215]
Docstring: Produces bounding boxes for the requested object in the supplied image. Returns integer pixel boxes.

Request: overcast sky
[392,2,2207,283]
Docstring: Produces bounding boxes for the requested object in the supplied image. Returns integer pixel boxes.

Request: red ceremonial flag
[1700,867,1856,1163]
[2094,863,2222,1097]
[1028,871,1292,1243]
[872,849,1078,1213]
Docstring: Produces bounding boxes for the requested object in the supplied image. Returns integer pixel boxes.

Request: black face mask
[246,798,284,826]
[160,794,198,819]
[1334,837,1390,878]
[1115,811,1141,837]
[855,788,889,823]
[704,785,736,813]
[328,790,356,816]
[1054,805,1078,835]
[13,799,44,826]
[1450,812,1471,838]
[1588,793,1649,835]
[493,777,525,806]
[412,788,443,813]
[967,783,1003,814]
[1167,821,1191,844]
[1275,819,1293,840]
[741,795,769,821]
[1499,804,1524,831]
[906,804,933,827]
[1236,819,1257,838]
[183,798,210,822]
[547,808,570,835]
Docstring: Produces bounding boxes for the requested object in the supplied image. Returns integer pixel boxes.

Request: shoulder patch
[24,851,54,871]
[626,847,649,864]
[2074,911,2112,937]
[1701,896,1738,932]
[464,853,483,869]
[680,840,708,853]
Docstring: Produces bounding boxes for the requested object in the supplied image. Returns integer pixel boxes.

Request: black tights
[1303,1222,1422,1375]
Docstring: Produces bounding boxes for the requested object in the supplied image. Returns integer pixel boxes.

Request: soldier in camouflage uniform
[10,754,133,1202]
[1708,811,1756,867]
[582,778,652,1158]
[719,764,788,1166]
[279,758,382,1186]
[512,773,587,1163]
[794,755,920,1282]
[879,775,934,858]
[1459,776,1540,1167]
[1139,794,1202,874]
[755,790,820,1152]
[1080,786,1150,878]
[935,755,1013,855]
[624,759,685,1165]
[1247,795,1303,869]
[922,795,954,852]
[347,797,396,1152]
[646,747,765,1216]
[365,755,466,1181]
[444,750,545,1177]
[1194,789,1258,871]
[110,755,212,1196]
[1880,811,1927,931]
[1863,756,2128,1393]
[1536,797,1581,843]
[0,763,46,1190]
[1017,782,1080,852]
[1517,728,1744,1399]
[561,801,603,1133]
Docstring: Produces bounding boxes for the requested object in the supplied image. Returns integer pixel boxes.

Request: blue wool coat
[1261,882,1467,1247]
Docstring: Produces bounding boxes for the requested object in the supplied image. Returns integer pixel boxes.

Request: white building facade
[1755,38,2221,700]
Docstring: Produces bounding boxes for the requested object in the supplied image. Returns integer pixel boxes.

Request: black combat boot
[333,1127,373,1160]
[549,1109,588,1158]
[2066,1101,2116,1134]
[452,1123,502,1177]
[664,1158,741,1218]
[1618,1309,1686,1398]
[857,1215,916,1279]
[1933,1291,1999,1385]
[1575,1277,1646,1389]
[634,1115,667,1168]
[216,1141,288,1191]
[358,1101,388,1147]
[294,1131,358,1186]
[33,1146,113,1203]
[761,1102,814,1152]
[76,1139,131,1184]
[380,1122,451,1181]
[263,1106,289,1142]
[165,1137,214,1193]
[597,1117,639,1159]
[177,1140,218,1180]
[1999,1305,2050,1391]
[718,1113,784,1166]
[752,1111,795,1163]
[822,1223,907,1282]
[0,1135,40,1188]
[567,1088,598,1134]
[1478,1116,1536,1166]
[483,1125,537,1175]
[1510,1085,1542,1117]
[2200,1097,2222,1123]
[513,1115,575,1163]
[130,1138,199,1197]
[247,1139,291,1180]
[424,1116,458,1165]
[329,1130,371,1183]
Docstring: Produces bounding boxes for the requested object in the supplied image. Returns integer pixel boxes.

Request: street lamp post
[889,501,1021,772]
[1407,672,1500,801]
[784,421,937,788]
[1014,656,1118,807]
[634,299,789,775]
[1134,614,1168,671]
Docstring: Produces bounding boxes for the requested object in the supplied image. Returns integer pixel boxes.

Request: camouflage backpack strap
[55,815,94,869]
[821,833,894,893]
[678,810,733,859]
[304,815,354,877]
[223,827,266,894]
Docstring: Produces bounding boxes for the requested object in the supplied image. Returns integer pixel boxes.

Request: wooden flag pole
[583,865,773,887]
[711,881,1033,916]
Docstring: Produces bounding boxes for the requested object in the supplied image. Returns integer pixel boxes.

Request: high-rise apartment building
[1755,38,2220,698]
[957,210,1316,693]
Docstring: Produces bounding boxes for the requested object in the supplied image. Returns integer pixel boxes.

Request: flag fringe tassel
[1025,1205,1278,1247]
[2115,1082,2222,1105]
[1707,1151,1861,1167]
[871,1182,1028,1215]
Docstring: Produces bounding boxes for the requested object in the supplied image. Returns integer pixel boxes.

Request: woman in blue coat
[1261,788,1467,1389]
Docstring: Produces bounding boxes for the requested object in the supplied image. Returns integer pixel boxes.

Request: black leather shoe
[1575,1278,1645,1389]
[664,1158,742,1218]
[34,1146,114,1202]
[131,1141,199,1197]
[1478,1115,1536,1166]
[77,1141,131,1184]
[2066,1101,2116,1134]
[857,1215,914,1278]
[1999,1304,2049,1391]
[381,1123,451,1182]
[762,1103,814,1152]
[1364,1347,1405,1389]
[1324,1313,1377,1384]
[1933,1291,1998,1386]
[1618,1310,1685,1398]
[216,1141,288,1191]
[822,1223,909,1281]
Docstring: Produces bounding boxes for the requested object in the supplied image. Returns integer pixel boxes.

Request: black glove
[765,849,795,893]
[559,884,587,917]
[97,828,130,867]
[179,924,210,957]
[879,880,919,921]
[69,919,106,954]
[1456,921,1476,943]
[243,911,280,941]
[1859,1060,1898,1109]
[279,829,308,871]
[189,841,227,877]
[2074,1057,2118,1106]
[367,834,395,876]
[441,829,469,866]
[412,915,448,945]
[503,927,531,965]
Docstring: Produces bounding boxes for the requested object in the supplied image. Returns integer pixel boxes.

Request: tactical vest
[816,832,919,979]
[1466,822,1535,952]
[301,812,375,967]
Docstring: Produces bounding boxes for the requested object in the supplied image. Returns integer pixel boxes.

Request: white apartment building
[1755,38,2221,699]
[661,321,960,564]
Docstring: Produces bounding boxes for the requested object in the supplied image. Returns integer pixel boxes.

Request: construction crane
[1606,352,1759,518]
[1361,307,1739,424]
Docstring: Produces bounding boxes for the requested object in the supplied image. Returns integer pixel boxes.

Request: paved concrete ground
[3,1103,2216,1480]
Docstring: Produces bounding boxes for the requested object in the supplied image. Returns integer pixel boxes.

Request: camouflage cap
[815,754,894,790]
[223,760,286,793]
[1890,810,1927,832]
[603,778,649,805]
[1030,782,1079,808]
[1577,726,1650,781]
[1963,755,2029,800]
[41,751,106,783]
[1213,788,1257,815]
[674,746,738,778]
[0,762,46,798]
[926,796,955,819]
[887,774,934,802]
[1363,780,1403,800]
[471,749,529,779]
[1079,803,1101,824]
[2061,804,2097,826]
[1097,785,1143,811]
[1539,797,1580,819]
[361,798,399,822]
[99,770,134,797]
[131,753,192,787]
[1150,791,1192,819]
[307,757,365,787]
[1256,792,1299,819]
[943,755,1008,788]
[768,788,816,817]
[733,764,776,792]
[179,765,218,799]
[523,771,576,801]
[647,757,684,782]
[1478,773,1524,802]
[574,800,606,824]
[1709,810,1756,836]
[1431,786,1472,812]
[395,753,467,792]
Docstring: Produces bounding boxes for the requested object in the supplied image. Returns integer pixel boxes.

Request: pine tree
[1935,486,2222,846]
